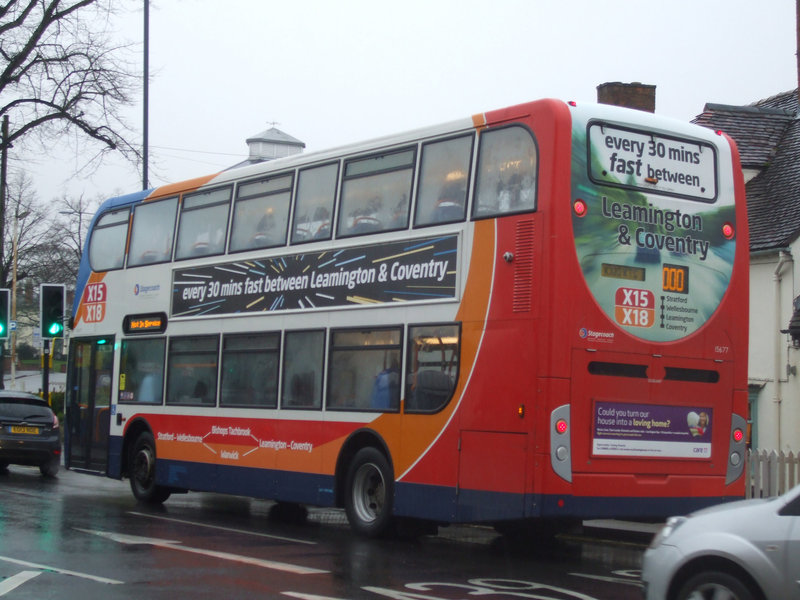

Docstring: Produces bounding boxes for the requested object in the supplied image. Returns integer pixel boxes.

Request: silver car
[641,484,800,600]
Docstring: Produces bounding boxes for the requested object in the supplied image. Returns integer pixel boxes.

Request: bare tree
[0,0,141,285]
[0,0,141,166]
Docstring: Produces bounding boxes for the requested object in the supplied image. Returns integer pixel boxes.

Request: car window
[0,398,52,419]
[779,493,800,516]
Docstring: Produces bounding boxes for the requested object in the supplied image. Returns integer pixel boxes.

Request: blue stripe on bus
[72,189,154,317]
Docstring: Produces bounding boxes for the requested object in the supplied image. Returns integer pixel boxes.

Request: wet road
[0,465,646,599]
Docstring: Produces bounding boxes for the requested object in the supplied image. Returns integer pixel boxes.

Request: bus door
[66,337,114,473]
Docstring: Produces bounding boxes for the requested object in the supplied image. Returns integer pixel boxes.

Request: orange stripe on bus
[316,221,497,477]
[74,272,108,327]
[145,173,221,201]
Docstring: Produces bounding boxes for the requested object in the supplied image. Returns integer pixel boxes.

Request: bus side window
[405,324,460,413]
[291,163,338,244]
[281,330,324,410]
[119,338,165,404]
[230,174,293,252]
[338,149,415,238]
[473,126,537,219]
[175,186,232,260]
[220,333,279,408]
[88,208,130,272]
[328,328,402,412]
[127,197,178,267]
[166,336,218,406]
[414,135,473,228]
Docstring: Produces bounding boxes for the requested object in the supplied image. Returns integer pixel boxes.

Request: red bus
[65,98,748,536]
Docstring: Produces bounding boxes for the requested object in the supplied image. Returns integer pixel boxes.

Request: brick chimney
[597,82,656,113]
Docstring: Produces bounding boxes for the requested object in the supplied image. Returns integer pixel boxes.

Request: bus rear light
[733,428,744,443]
[573,199,587,217]
[722,222,735,240]
[555,419,568,435]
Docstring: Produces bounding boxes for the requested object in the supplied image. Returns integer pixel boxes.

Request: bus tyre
[344,447,394,538]
[130,431,171,504]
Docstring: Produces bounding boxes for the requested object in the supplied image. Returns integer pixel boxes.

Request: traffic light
[0,289,9,339]
[40,284,65,338]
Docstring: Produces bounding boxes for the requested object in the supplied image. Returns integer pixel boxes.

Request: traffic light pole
[42,339,50,404]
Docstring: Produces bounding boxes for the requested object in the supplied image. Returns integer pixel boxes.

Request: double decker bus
[65,98,748,537]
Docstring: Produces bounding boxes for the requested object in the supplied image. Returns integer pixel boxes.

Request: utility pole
[143,0,149,190]
[0,116,8,390]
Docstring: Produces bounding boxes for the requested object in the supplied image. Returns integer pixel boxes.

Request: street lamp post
[10,207,29,390]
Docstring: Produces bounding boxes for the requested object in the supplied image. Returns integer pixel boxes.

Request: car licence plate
[10,426,39,435]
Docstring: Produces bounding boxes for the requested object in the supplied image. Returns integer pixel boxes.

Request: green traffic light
[48,322,63,336]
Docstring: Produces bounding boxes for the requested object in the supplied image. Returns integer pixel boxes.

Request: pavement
[2,369,66,395]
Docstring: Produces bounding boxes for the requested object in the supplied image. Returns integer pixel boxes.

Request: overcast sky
[22,0,800,206]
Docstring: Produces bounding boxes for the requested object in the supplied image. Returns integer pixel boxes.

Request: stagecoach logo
[170,234,458,317]
[134,283,161,297]
[579,327,615,343]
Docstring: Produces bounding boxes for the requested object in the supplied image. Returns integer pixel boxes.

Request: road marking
[0,556,123,585]
[282,594,348,600]
[0,571,40,595]
[570,572,643,587]
[128,511,316,545]
[76,528,328,575]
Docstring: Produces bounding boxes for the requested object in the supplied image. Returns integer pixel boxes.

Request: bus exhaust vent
[513,220,535,312]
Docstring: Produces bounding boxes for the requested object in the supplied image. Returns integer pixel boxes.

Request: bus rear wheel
[344,447,394,537]
[129,431,171,504]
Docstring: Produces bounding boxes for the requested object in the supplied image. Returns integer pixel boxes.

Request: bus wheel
[129,431,171,504]
[344,447,394,537]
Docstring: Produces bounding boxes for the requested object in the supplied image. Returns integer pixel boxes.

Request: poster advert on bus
[587,123,717,201]
[171,234,457,317]
[592,401,713,459]
[571,121,737,344]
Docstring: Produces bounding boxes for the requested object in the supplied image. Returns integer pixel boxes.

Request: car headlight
[649,516,687,549]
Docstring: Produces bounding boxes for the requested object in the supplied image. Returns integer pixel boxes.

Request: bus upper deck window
[176,186,232,260]
[338,149,415,238]
[473,125,538,219]
[88,208,130,272]
[128,197,179,267]
[414,135,473,228]
[231,175,293,253]
[291,164,338,244]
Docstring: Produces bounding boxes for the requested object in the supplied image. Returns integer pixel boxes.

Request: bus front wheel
[129,431,171,504]
[344,447,394,537]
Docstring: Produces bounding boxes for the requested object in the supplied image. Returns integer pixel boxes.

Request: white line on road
[76,528,329,575]
[0,556,123,585]
[0,571,40,595]
[128,511,316,545]
[282,593,349,600]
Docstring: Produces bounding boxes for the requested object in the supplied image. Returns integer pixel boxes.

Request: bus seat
[409,369,453,411]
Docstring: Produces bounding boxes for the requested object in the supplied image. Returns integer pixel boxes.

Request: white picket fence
[746,448,800,498]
